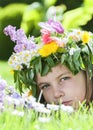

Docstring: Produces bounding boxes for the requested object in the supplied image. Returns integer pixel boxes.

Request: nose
[53,85,65,99]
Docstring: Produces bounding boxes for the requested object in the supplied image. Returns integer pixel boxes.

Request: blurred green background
[0,0,93,60]
[0,0,93,84]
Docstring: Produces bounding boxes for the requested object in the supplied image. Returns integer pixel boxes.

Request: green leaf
[57,47,66,53]
[90,54,93,64]
[73,50,81,71]
[32,57,42,74]
[79,56,85,69]
[31,85,37,97]
[67,55,76,74]
[45,56,55,67]
[82,45,89,55]
[15,73,23,94]
[14,70,18,83]
[41,63,50,76]
[61,54,68,64]
[28,69,34,80]
[88,42,93,54]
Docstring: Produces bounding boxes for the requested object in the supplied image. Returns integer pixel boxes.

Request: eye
[41,84,50,90]
[60,77,70,82]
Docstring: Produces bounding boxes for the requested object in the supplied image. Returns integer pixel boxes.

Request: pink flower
[41,29,53,44]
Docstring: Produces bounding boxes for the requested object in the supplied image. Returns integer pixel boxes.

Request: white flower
[38,117,51,122]
[47,104,59,111]
[8,50,39,70]
[12,110,24,117]
[68,29,81,42]
[35,106,51,114]
[61,104,74,113]
[32,102,44,108]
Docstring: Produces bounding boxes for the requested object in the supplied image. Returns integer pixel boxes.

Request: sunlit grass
[0,60,14,85]
[0,105,93,130]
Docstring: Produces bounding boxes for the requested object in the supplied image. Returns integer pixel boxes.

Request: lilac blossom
[14,44,26,53]
[3,25,17,42]
[25,36,37,50]
[39,19,64,34]
[16,29,28,45]
[3,25,37,53]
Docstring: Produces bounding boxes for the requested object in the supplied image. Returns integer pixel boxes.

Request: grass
[0,106,93,130]
[0,61,93,130]
[0,60,14,85]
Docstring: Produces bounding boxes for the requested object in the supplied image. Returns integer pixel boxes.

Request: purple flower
[14,44,26,52]
[16,29,27,45]
[0,91,5,103]
[0,79,7,91]
[39,19,64,34]
[25,36,37,50]
[3,25,17,42]
[11,92,22,99]
[4,25,37,52]
[48,19,64,33]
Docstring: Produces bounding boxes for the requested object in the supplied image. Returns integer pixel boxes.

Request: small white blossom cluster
[8,50,39,70]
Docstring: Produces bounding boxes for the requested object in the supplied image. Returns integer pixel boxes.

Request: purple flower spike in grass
[0,78,7,91]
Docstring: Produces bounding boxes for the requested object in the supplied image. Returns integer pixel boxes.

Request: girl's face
[36,64,86,106]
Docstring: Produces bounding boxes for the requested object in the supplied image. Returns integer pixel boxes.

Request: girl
[36,64,93,106]
[4,19,93,107]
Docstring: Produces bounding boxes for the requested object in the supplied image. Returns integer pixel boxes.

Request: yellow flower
[81,31,90,44]
[39,42,58,57]
[27,90,32,96]
[10,70,14,75]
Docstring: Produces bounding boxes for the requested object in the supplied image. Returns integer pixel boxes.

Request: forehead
[36,64,71,82]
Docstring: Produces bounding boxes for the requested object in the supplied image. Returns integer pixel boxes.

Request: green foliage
[1,0,93,61]
[21,2,43,35]
[43,0,57,8]
[62,0,93,30]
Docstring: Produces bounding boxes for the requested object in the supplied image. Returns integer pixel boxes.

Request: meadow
[0,60,13,85]
[0,61,93,130]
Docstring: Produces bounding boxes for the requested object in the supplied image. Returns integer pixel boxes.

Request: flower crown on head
[4,19,93,96]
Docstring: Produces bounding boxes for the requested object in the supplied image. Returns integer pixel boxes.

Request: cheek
[67,81,86,101]
[43,89,53,102]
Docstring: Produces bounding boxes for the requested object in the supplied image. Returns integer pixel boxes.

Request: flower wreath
[4,19,93,97]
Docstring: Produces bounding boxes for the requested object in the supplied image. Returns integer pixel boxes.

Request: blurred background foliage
[0,0,93,60]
